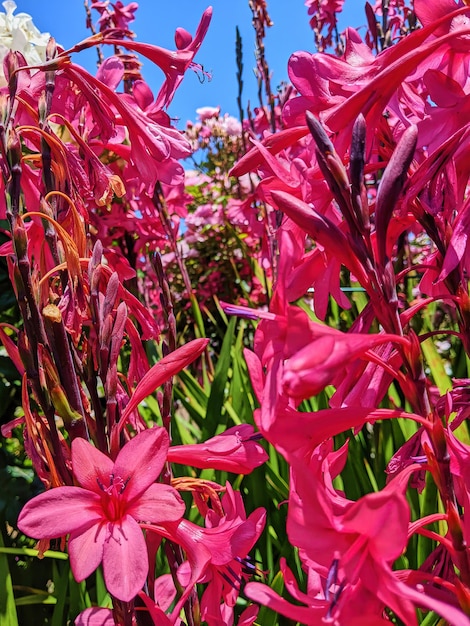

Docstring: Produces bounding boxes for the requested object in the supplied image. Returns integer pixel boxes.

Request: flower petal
[114,427,169,501]
[117,339,209,431]
[102,515,148,602]
[167,425,268,474]
[68,522,107,582]
[245,582,325,624]
[75,607,114,626]
[17,487,102,538]
[72,438,114,494]
[128,483,185,523]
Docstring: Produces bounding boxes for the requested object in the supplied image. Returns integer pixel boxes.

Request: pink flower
[100,7,213,109]
[282,323,408,400]
[167,424,268,474]
[17,428,185,602]
[196,105,220,121]
[181,483,266,626]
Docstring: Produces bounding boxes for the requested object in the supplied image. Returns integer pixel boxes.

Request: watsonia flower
[18,428,185,602]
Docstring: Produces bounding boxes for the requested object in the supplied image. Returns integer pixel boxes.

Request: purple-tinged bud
[350,114,369,231]
[306,111,355,231]
[375,125,418,264]
[3,51,22,101]
[89,240,103,278]
[306,110,335,156]
[7,128,21,170]
[100,315,113,350]
[109,302,127,365]
[6,129,22,217]
[102,272,120,322]
[12,218,28,260]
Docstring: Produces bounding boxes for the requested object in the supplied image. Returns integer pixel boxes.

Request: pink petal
[341,488,410,563]
[95,56,124,90]
[397,578,470,626]
[17,488,102,538]
[238,604,259,626]
[153,574,177,611]
[102,515,148,602]
[229,126,309,178]
[114,427,169,501]
[271,190,366,282]
[243,349,264,403]
[116,339,209,436]
[155,520,212,620]
[245,582,326,623]
[204,508,266,566]
[68,522,107,582]
[130,79,154,110]
[167,425,268,474]
[72,438,114,494]
[128,483,185,523]
[75,607,114,626]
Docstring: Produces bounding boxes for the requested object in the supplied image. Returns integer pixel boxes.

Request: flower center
[97,473,131,521]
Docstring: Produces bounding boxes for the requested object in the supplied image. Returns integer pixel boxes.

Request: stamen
[329,579,346,614]
[325,557,339,601]
[410,455,428,464]
[220,569,240,590]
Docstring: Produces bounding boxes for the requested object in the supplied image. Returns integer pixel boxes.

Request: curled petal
[167,425,268,474]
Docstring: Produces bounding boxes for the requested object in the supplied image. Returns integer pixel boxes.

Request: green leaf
[256,570,284,626]
[177,369,208,411]
[51,561,69,626]
[95,567,111,607]
[0,527,18,626]
[0,547,68,560]
[421,337,452,393]
[204,316,236,436]
[15,594,57,606]
[68,570,90,617]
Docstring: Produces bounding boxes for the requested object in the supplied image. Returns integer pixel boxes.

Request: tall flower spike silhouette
[18,428,185,602]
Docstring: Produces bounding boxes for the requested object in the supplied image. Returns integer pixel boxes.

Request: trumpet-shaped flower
[18,428,185,602]
[167,424,268,474]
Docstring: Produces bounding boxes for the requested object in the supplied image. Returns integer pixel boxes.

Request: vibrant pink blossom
[305,0,345,52]
[167,424,268,474]
[196,483,265,626]
[282,321,408,400]
[100,7,213,109]
[18,428,185,601]
[91,1,138,32]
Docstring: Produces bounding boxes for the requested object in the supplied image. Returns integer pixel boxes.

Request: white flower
[0,1,51,86]
[220,114,242,137]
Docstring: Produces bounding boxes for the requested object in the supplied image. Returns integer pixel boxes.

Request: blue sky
[16,1,361,128]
